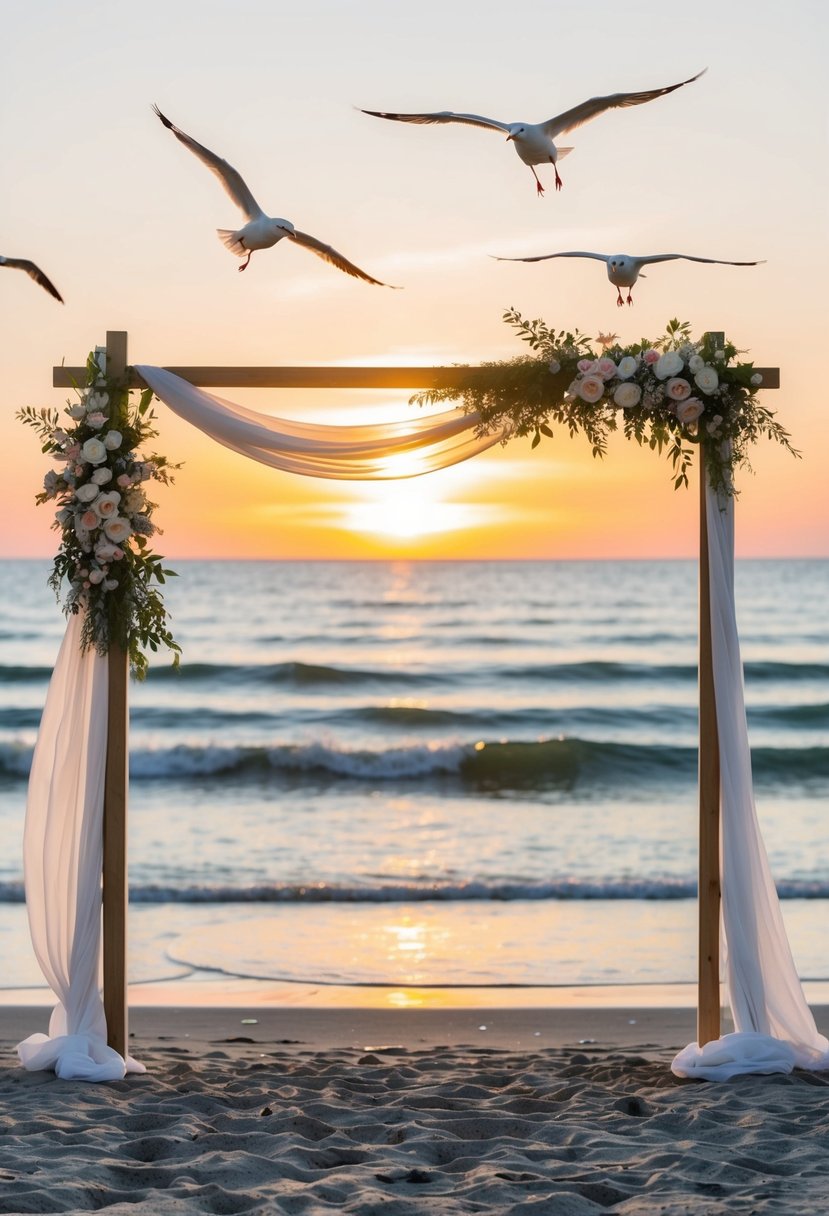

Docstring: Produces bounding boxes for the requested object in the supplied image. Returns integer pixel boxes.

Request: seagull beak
[505,133,514,142]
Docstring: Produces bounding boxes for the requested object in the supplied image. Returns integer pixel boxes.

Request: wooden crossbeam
[53,364,781,391]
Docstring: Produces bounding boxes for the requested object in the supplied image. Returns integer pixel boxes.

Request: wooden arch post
[54,333,780,1056]
[697,332,724,1047]
[102,331,129,1058]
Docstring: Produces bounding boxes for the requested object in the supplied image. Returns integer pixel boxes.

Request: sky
[2,0,827,560]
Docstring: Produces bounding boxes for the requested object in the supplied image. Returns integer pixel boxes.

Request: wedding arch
[16,326,829,1084]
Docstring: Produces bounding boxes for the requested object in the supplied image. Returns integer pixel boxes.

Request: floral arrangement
[18,353,180,678]
[412,314,797,496]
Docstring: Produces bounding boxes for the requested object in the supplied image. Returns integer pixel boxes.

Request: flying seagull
[495,251,765,306]
[361,69,706,196]
[153,106,396,285]
[0,256,63,302]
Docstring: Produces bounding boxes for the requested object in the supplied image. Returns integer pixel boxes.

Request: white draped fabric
[19,375,826,1081]
[17,612,144,1081]
[135,366,505,478]
[671,481,829,1080]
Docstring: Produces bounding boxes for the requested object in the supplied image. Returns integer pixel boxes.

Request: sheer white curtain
[17,612,144,1081]
[672,478,829,1080]
[136,366,505,477]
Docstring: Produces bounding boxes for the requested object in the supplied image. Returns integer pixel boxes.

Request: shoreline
[4,981,829,1053]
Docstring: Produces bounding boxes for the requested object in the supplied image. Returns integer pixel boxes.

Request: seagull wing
[152,105,264,219]
[289,230,399,287]
[636,253,766,267]
[360,108,510,134]
[541,69,707,137]
[493,250,609,264]
[0,257,64,302]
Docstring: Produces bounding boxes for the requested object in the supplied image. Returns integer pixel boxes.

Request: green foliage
[411,313,797,498]
[18,356,181,679]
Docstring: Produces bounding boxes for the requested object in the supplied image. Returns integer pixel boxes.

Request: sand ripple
[2,1043,829,1213]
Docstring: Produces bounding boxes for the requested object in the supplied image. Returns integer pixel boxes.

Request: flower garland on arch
[18,353,180,678]
[412,314,798,497]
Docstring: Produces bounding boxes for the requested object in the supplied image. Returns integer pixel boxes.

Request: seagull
[361,69,706,196]
[0,256,63,302]
[152,106,396,286]
[494,251,766,306]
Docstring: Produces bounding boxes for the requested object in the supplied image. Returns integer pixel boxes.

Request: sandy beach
[2,1003,829,1214]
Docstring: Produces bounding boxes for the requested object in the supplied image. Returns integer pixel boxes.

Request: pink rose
[577,375,605,404]
[112,547,125,560]
[88,569,105,585]
[94,490,121,520]
[666,377,692,402]
[596,357,617,379]
[643,349,660,365]
[577,359,593,373]
[117,474,131,488]
[86,411,107,429]
[676,398,705,427]
[80,508,99,530]
[104,516,131,543]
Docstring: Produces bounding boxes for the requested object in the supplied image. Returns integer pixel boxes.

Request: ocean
[1,558,827,997]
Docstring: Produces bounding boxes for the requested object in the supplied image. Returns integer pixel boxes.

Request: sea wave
[1,876,829,905]
[2,736,827,788]
[4,656,828,688]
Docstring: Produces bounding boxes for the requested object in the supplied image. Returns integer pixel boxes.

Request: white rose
[676,397,705,427]
[694,366,719,394]
[613,382,642,409]
[91,467,112,485]
[75,483,100,503]
[80,437,107,465]
[94,490,122,519]
[577,375,605,404]
[88,569,105,585]
[104,516,131,542]
[104,579,119,592]
[654,351,684,380]
[615,356,638,380]
[104,430,123,451]
[688,354,705,373]
[751,372,763,386]
[95,542,118,561]
[665,377,692,402]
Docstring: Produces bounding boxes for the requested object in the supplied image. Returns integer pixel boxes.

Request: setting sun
[342,484,490,539]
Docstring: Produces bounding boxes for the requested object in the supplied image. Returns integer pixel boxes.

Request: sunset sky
[2,0,827,560]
